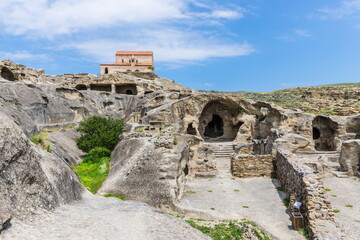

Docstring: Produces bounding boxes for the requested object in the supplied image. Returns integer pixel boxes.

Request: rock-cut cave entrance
[198,100,243,142]
[204,114,224,138]
[1,67,15,81]
[312,116,338,151]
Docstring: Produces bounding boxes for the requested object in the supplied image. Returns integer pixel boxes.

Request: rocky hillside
[234,83,360,116]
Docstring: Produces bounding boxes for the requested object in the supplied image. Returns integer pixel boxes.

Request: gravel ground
[323,177,360,240]
[177,158,305,240]
[1,193,210,240]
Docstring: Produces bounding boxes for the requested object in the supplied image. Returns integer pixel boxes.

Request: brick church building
[100,51,154,75]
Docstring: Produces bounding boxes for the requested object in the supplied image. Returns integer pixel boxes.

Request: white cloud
[0,50,49,61]
[0,0,253,68]
[0,0,244,37]
[319,0,360,19]
[277,29,311,42]
[294,29,311,37]
[64,28,254,65]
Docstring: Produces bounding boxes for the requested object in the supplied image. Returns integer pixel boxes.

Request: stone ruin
[0,60,359,239]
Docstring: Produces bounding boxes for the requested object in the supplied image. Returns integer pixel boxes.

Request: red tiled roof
[116,51,153,55]
[100,63,153,66]
[100,63,131,66]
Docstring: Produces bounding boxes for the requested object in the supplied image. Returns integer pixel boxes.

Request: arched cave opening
[186,123,197,135]
[312,127,320,140]
[1,67,15,81]
[183,164,189,176]
[89,84,112,92]
[115,84,137,95]
[204,114,224,138]
[312,116,338,151]
[346,117,360,139]
[75,84,87,90]
[198,100,242,141]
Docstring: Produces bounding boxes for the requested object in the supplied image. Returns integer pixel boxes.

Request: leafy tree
[76,116,124,152]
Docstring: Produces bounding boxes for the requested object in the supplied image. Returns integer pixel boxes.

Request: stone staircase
[206,142,235,159]
[326,152,349,178]
[205,142,236,178]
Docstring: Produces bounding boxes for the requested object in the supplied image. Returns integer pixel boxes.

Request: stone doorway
[204,114,224,138]
[198,100,242,142]
[312,116,338,151]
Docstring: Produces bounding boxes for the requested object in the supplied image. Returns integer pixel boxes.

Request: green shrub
[82,147,111,163]
[76,116,124,152]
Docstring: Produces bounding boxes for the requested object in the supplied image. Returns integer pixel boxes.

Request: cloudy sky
[0,0,359,91]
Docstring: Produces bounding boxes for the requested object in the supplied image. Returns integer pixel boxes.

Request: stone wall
[275,151,344,240]
[231,154,273,178]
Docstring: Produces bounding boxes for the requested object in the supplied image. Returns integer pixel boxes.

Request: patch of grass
[186,219,270,240]
[207,190,213,192]
[325,188,331,192]
[230,177,236,180]
[333,209,340,213]
[331,195,337,197]
[134,128,144,133]
[345,205,353,208]
[72,156,110,194]
[276,186,285,191]
[282,197,290,207]
[29,130,51,153]
[103,193,126,200]
[185,190,196,194]
[234,190,240,192]
[173,136,178,145]
[242,206,249,208]
[268,172,278,179]
[298,228,311,240]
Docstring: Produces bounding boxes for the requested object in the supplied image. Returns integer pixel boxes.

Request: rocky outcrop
[49,129,84,166]
[99,136,191,207]
[0,112,84,227]
[339,140,360,176]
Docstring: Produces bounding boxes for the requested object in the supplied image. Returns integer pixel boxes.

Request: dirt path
[177,156,305,240]
[323,177,360,240]
[1,193,209,240]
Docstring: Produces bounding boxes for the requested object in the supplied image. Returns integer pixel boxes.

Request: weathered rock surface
[1,193,211,240]
[48,128,84,165]
[339,139,360,175]
[99,137,191,207]
[0,112,84,227]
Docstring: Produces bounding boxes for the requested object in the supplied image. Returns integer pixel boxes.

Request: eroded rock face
[49,129,84,166]
[339,140,360,175]
[99,137,191,207]
[0,112,84,226]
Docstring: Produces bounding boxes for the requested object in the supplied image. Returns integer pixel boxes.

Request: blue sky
[0,0,360,92]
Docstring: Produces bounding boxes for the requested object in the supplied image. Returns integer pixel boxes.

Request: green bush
[76,116,124,152]
[82,147,111,163]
